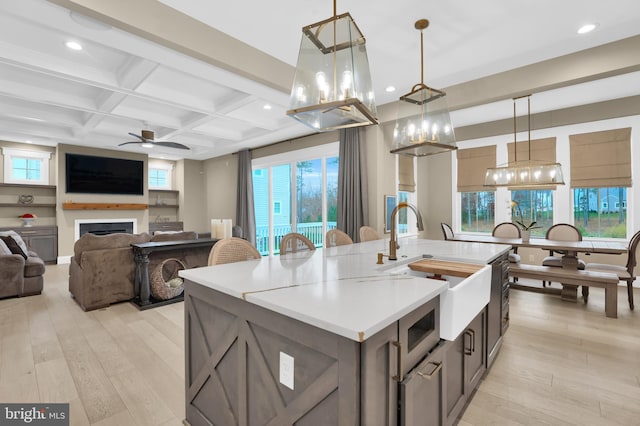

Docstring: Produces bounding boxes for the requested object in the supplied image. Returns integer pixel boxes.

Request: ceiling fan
[118,130,190,150]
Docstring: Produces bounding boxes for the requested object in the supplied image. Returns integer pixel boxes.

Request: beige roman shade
[398,155,415,192]
[570,127,631,188]
[457,145,496,192]
[507,137,556,164]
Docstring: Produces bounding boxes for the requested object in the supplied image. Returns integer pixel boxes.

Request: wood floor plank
[68,397,91,426]
[35,357,79,403]
[127,319,184,378]
[109,369,174,426]
[90,409,137,426]
[462,389,569,426]
[57,329,127,424]
[94,309,186,420]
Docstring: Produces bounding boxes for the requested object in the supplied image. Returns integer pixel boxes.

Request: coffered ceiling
[1,0,639,160]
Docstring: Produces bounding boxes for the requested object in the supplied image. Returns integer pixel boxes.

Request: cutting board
[408,259,484,278]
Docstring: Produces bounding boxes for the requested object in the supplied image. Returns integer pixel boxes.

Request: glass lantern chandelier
[484,95,565,187]
[390,19,456,157]
[286,0,378,131]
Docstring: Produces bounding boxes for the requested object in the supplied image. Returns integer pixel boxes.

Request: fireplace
[75,218,138,241]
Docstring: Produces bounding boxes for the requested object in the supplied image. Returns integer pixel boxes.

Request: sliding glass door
[253,143,339,255]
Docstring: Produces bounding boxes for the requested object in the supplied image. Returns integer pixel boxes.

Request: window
[511,189,553,237]
[2,148,51,185]
[573,187,627,238]
[460,191,495,233]
[148,162,173,189]
[253,143,339,255]
[13,157,41,181]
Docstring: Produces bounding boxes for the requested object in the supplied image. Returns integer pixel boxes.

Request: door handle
[417,362,442,380]
[468,328,476,353]
[464,330,472,356]
[392,341,403,382]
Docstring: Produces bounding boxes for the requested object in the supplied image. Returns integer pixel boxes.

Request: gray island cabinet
[181,238,510,426]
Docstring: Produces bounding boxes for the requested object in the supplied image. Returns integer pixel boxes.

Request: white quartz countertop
[180,237,510,342]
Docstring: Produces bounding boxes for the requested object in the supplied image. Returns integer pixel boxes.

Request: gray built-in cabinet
[185,281,443,426]
[0,226,58,263]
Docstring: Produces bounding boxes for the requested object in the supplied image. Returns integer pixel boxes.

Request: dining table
[450,234,627,302]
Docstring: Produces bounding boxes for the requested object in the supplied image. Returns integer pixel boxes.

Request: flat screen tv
[65,153,144,195]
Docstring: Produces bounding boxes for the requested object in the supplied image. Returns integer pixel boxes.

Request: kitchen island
[180,238,510,425]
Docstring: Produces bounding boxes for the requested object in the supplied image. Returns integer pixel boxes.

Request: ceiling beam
[46,0,294,94]
[377,34,640,123]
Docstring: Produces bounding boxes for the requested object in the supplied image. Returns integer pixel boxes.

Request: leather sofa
[69,231,209,311]
[0,231,45,299]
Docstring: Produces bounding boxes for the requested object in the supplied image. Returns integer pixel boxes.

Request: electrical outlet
[279,352,294,390]
[528,255,535,262]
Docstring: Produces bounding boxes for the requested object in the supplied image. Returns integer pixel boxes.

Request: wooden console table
[131,238,218,309]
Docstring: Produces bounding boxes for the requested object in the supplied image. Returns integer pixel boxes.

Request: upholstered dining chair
[208,237,261,265]
[325,229,353,247]
[280,232,316,255]
[359,226,381,242]
[585,229,640,310]
[492,222,522,264]
[542,223,586,286]
[441,223,454,240]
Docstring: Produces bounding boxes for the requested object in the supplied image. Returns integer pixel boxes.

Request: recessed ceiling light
[577,23,598,34]
[25,140,33,144]
[141,143,154,148]
[385,86,396,93]
[263,104,272,110]
[65,40,83,51]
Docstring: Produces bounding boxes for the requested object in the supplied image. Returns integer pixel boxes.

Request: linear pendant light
[484,95,564,188]
[286,0,378,131]
[390,19,456,157]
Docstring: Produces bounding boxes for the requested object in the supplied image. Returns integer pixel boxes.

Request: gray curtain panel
[236,149,257,245]
[337,128,369,242]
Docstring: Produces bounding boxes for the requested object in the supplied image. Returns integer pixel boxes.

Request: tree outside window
[510,189,553,237]
[573,187,626,238]
[460,191,495,233]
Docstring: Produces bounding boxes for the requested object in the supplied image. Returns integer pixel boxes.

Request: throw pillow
[0,238,11,255]
[0,235,27,259]
[0,231,29,254]
[166,277,184,288]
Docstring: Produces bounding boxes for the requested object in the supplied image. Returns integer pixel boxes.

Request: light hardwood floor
[1,264,639,425]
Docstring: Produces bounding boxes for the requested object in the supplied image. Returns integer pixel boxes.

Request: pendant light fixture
[286,0,378,131]
[390,19,456,157]
[484,95,564,187]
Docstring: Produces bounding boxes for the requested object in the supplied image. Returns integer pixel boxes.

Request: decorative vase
[521,230,530,243]
[21,218,35,227]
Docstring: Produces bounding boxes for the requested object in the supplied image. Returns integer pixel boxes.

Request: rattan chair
[325,229,353,247]
[441,223,454,240]
[208,237,261,265]
[280,232,316,255]
[586,229,640,310]
[542,223,586,286]
[359,226,381,242]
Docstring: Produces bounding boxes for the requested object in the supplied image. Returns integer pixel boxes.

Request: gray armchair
[0,232,45,299]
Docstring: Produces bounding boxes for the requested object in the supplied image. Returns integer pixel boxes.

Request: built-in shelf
[0,203,56,207]
[62,203,148,210]
[149,189,179,194]
[0,183,56,190]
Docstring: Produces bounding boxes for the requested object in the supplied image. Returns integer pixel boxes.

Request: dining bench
[507,264,620,318]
